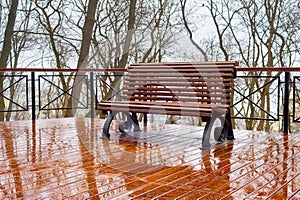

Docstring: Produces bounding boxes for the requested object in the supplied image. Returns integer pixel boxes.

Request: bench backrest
[123,61,238,106]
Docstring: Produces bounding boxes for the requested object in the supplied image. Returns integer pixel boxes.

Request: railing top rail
[236,67,300,72]
[0,67,300,72]
[0,68,127,72]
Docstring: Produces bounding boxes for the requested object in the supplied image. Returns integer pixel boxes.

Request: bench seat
[98,101,228,118]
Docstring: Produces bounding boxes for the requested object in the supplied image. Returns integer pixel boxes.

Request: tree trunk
[0,0,19,121]
[65,0,99,117]
[117,0,137,69]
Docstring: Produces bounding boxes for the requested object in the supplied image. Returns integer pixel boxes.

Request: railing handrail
[236,67,300,72]
[0,67,300,72]
[0,68,127,72]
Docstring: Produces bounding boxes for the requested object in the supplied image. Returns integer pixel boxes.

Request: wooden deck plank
[0,118,299,199]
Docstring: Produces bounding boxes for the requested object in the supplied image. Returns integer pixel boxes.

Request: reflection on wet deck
[0,118,299,199]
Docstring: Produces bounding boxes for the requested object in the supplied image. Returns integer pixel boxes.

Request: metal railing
[234,68,300,133]
[232,75,280,121]
[0,68,125,120]
[0,67,299,133]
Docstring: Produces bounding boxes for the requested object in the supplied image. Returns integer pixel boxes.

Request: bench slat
[100,100,229,108]
[99,107,212,117]
[124,91,230,98]
[125,77,233,82]
[127,73,234,77]
[130,61,238,65]
[124,87,232,93]
[124,96,230,103]
[129,62,238,68]
[128,68,235,72]
[99,101,220,111]
[98,101,228,117]
[125,82,233,87]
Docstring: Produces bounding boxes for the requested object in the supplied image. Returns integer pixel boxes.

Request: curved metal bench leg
[202,111,234,148]
[119,112,141,134]
[131,112,141,132]
[225,111,235,140]
[103,111,118,138]
[202,113,227,148]
[202,118,213,148]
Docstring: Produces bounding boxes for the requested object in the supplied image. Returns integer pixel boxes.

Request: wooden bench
[97,61,238,147]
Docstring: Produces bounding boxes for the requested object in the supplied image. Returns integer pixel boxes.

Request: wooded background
[0,0,299,132]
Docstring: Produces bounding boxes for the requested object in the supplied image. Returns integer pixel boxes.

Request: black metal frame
[38,74,89,110]
[283,72,290,133]
[95,74,125,101]
[232,76,280,121]
[0,75,28,112]
[293,76,300,123]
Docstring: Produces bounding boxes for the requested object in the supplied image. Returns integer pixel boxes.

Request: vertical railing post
[31,71,36,120]
[90,71,95,119]
[283,71,290,134]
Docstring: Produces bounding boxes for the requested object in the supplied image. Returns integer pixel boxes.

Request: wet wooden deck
[0,118,299,199]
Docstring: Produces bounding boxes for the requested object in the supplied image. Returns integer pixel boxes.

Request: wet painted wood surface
[0,118,299,199]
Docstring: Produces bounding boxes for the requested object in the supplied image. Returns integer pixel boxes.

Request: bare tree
[64,0,99,117]
[206,0,299,131]
[6,0,33,121]
[0,0,19,121]
[180,0,208,61]
[91,0,138,108]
